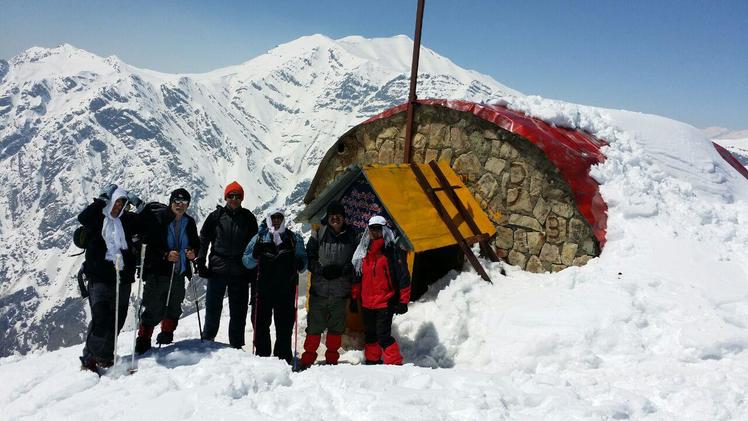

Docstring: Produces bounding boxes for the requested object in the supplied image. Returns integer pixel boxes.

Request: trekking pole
[252,289,258,355]
[292,281,299,372]
[191,262,203,342]
[159,261,177,349]
[251,266,260,355]
[129,244,147,374]
[113,255,122,371]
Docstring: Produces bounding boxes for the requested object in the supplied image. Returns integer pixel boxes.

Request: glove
[322,264,342,279]
[252,242,269,259]
[98,184,118,201]
[295,257,305,272]
[392,302,408,315]
[348,299,358,313]
[196,262,210,278]
[126,192,144,212]
[351,283,361,300]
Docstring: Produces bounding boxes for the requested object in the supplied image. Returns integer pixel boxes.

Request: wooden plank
[431,185,462,192]
[464,233,490,245]
[428,160,502,264]
[409,163,493,284]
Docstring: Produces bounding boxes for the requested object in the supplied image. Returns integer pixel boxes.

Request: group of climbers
[77,182,410,373]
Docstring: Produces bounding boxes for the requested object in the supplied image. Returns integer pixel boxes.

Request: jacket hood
[104,187,128,219]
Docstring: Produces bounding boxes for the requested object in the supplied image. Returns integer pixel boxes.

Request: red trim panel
[712,142,748,180]
[363,99,608,247]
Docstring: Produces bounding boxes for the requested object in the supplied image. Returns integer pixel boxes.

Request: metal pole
[159,262,176,348]
[113,255,122,371]
[292,282,299,371]
[129,244,147,373]
[165,262,176,315]
[191,263,203,342]
[403,0,426,164]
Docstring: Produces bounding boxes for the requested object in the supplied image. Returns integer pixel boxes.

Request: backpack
[141,201,169,218]
[73,225,90,250]
[138,201,169,244]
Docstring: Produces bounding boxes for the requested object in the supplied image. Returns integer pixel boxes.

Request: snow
[2,37,748,420]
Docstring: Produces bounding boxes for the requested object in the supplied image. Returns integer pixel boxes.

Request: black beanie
[326,201,345,216]
[169,188,191,203]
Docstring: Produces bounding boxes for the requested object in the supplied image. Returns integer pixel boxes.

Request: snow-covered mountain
[0,35,520,357]
[703,127,748,140]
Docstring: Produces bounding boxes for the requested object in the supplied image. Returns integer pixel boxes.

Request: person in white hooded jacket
[77,184,141,372]
[242,209,306,364]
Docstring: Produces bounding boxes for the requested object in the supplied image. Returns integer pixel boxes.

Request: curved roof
[309,99,609,247]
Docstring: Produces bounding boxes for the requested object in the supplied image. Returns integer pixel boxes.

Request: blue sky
[1,0,746,129]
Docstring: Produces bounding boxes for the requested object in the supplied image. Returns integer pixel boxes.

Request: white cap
[368,215,387,226]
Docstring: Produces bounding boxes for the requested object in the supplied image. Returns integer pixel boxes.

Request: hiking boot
[293,364,310,372]
[363,359,383,365]
[97,359,113,368]
[156,331,173,345]
[135,337,152,354]
[79,356,98,373]
[293,361,312,372]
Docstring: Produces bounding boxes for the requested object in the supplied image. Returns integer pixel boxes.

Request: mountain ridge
[0,35,518,356]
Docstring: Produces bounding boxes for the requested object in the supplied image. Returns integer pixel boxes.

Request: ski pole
[252,289,258,355]
[129,243,147,373]
[191,262,203,342]
[113,255,122,371]
[159,261,176,348]
[164,261,176,314]
[292,281,299,372]
[252,266,259,355]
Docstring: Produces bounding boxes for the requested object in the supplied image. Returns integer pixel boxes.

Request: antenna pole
[403,0,425,164]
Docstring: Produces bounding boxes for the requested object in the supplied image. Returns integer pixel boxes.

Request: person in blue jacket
[242,209,306,364]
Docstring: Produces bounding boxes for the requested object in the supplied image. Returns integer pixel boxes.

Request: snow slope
[2,74,748,419]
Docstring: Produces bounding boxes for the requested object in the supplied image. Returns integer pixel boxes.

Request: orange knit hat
[224,181,244,200]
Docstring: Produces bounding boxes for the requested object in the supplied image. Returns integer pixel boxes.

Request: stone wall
[309,105,599,272]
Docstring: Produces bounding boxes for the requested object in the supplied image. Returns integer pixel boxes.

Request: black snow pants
[252,287,295,364]
[140,273,186,327]
[203,275,251,348]
[82,280,132,364]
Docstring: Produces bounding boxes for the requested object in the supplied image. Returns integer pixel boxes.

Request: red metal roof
[364,99,608,247]
[712,142,748,180]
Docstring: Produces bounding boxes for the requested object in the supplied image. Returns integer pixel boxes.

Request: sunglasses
[227,193,242,200]
[173,199,190,206]
[369,224,383,231]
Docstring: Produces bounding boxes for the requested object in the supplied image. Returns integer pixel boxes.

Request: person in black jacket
[135,188,200,354]
[78,184,141,372]
[242,209,306,364]
[196,181,258,349]
[298,201,359,370]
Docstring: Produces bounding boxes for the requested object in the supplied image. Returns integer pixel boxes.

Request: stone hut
[304,100,608,273]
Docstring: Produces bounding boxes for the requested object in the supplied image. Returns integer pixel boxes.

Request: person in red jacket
[351,215,411,365]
